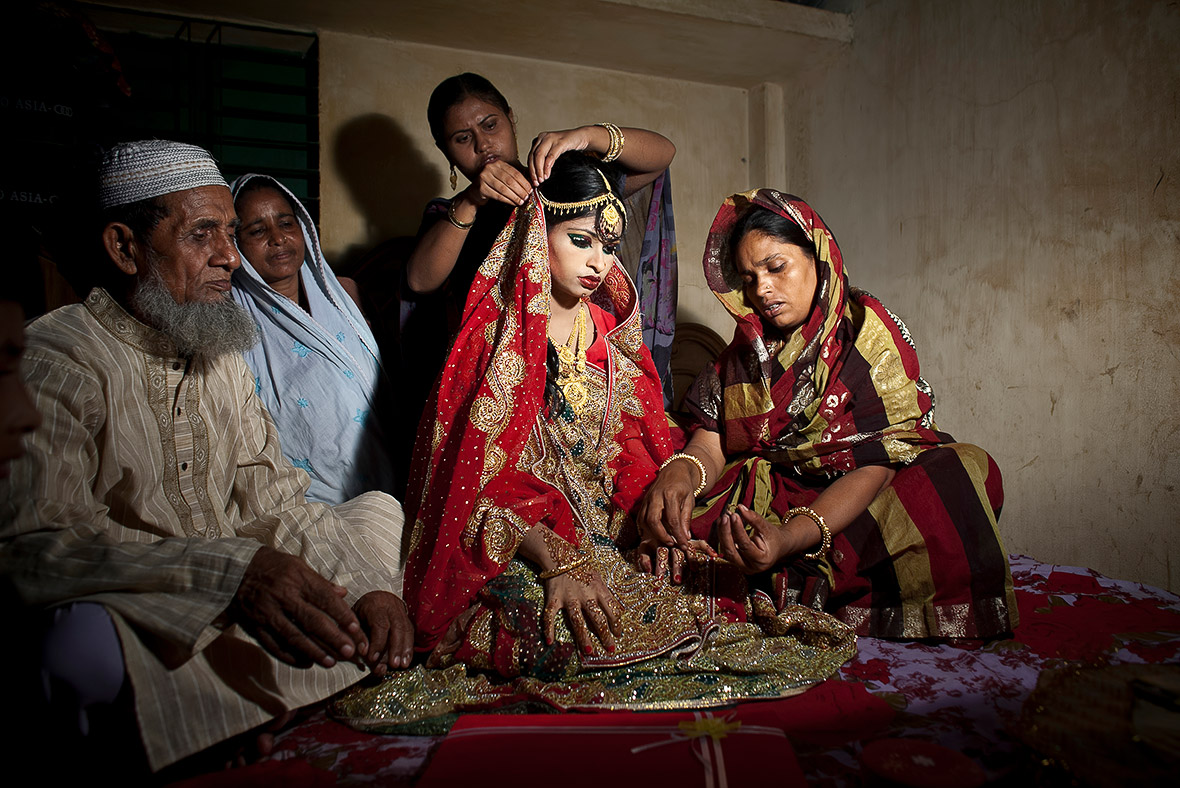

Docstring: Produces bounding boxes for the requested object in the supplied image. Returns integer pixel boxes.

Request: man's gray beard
[130,272,258,359]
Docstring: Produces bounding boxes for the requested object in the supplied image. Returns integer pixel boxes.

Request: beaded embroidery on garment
[337,197,857,731]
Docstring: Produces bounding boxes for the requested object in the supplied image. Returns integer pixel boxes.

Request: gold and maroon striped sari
[684,190,1017,639]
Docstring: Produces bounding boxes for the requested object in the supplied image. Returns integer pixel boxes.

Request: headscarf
[689,189,950,475]
[229,174,395,503]
[403,195,671,651]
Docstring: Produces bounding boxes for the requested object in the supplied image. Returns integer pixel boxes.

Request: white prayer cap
[98,140,228,209]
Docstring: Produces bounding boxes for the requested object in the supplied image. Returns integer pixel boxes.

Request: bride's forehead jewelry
[538,171,626,245]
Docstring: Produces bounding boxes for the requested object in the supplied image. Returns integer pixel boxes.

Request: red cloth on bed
[261,556,1180,787]
[417,680,892,786]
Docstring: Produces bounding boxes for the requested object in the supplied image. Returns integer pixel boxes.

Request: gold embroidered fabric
[337,356,856,728]
[336,604,855,733]
[383,196,858,732]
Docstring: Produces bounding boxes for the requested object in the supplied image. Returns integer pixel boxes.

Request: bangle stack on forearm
[659,452,709,497]
[596,122,625,162]
[787,506,832,560]
[446,198,475,230]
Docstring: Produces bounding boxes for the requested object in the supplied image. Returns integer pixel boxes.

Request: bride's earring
[449,165,457,192]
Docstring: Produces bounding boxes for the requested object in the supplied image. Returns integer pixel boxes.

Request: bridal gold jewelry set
[555,301,591,413]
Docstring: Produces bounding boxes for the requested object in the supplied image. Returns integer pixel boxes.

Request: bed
[173,554,1178,786]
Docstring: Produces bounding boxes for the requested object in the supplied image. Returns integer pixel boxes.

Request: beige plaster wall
[784,0,1180,589]
[204,2,1177,589]
[317,32,749,337]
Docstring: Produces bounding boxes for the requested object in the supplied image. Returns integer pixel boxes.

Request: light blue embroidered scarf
[230,174,396,503]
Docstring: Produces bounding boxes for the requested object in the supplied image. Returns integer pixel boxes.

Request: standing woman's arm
[527,125,676,196]
[405,162,533,294]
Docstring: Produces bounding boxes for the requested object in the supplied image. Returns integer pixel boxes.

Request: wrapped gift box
[419,709,803,787]
[418,680,892,787]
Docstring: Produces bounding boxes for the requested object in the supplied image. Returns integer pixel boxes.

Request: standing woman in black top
[397,73,676,471]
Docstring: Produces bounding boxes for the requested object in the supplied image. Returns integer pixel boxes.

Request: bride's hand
[635,543,686,584]
[542,564,623,656]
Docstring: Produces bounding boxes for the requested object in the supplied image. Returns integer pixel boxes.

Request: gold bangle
[659,452,708,497]
[539,554,591,580]
[597,122,625,163]
[788,506,832,560]
[446,198,475,230]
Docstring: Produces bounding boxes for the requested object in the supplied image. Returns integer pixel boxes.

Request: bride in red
[400,153,853,690]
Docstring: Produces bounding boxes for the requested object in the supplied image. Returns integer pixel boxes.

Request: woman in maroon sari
[639,190,1018,640]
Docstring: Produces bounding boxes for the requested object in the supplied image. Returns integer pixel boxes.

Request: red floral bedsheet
[800,554,1180,782]
[249,555,1180,786]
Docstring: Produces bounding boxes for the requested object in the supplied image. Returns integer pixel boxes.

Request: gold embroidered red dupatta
[404,197,671,652]
[695,190,951,474]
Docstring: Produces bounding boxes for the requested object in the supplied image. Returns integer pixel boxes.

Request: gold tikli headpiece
[538,171,626,244]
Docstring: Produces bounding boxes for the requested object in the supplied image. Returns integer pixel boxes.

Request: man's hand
[232,547,363,668]
[352,590,413,676]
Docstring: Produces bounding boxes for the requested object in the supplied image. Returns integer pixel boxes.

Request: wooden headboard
[669,322,728,412]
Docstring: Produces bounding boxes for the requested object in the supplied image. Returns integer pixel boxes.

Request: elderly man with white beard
[0,141,411,774]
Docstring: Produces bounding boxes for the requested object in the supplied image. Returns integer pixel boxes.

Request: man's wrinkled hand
[353,590,413,676]
[232,546,362,668]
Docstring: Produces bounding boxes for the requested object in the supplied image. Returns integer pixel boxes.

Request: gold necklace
[555,302,590,413]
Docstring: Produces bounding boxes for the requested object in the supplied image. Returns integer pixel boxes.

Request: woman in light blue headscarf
[231,174,396,504]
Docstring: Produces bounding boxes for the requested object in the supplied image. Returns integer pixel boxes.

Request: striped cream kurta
[0,289,406,771]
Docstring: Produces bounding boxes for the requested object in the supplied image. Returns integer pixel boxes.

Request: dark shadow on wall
[331,112,443,269]
[331,115,443,494]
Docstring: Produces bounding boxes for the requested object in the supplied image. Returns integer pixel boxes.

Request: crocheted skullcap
[98,140,228,209]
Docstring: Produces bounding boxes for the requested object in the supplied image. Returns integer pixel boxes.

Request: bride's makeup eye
[568,234,592,249]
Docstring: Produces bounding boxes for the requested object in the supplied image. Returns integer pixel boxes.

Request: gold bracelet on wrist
[659,452,709,498]
[446,198,475,230]
[539,554,591,580]
[787,506,832,560]
[596,122,625,163]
